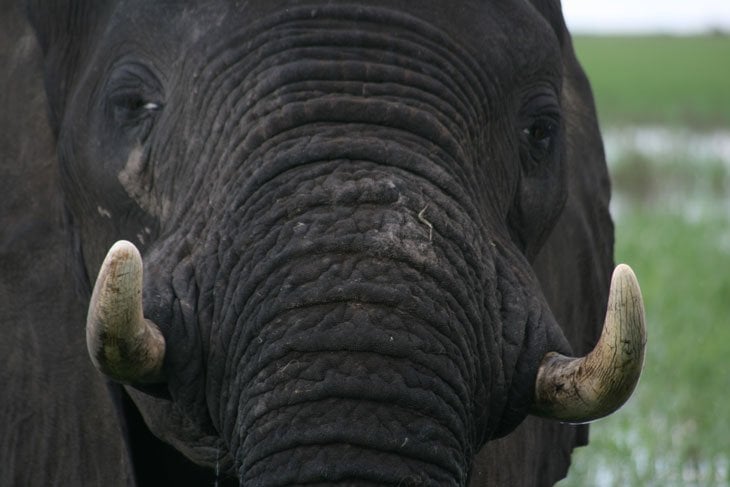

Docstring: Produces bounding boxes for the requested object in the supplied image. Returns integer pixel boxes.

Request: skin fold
[1,0,616,485]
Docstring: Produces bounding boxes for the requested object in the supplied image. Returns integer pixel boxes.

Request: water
[604,125,730,225]
[603,126,730,169]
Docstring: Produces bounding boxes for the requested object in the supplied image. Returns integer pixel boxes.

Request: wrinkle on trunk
[219,246,481,484]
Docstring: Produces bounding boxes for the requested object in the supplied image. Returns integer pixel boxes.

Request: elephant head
[26,0,645,484]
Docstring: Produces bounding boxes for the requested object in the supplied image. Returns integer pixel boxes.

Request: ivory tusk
[86,240,166,384]
[531,264,647,423]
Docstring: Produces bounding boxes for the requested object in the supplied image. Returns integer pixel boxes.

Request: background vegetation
[574,35,730,126]
[559,35,730,486]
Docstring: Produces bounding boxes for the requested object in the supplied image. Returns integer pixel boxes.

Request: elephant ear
[0,1,134,484]
[471,1,613,485]
[23,0,111,132]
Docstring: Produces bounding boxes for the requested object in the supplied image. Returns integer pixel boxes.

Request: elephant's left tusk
[86,240,166,384]
[531,264,647,423]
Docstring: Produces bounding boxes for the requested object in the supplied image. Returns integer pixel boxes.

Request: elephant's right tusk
[531,264,647,423]
[86,240,166,384]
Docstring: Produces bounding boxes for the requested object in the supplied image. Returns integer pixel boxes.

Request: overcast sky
[562,0,730,34]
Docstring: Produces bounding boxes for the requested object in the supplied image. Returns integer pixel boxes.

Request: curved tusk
[531,264,647,423]
[86,240,166,384]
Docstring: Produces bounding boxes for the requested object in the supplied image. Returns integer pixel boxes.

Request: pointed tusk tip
[106,239,142,264]
[613,263,639,286]
[613,262,633,277]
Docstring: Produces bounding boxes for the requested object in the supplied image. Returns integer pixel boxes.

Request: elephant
[0,0,646,485]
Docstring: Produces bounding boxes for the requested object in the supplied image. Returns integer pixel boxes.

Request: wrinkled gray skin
[0,0,613,485]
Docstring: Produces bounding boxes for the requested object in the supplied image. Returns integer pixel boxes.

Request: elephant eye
[523,118,558,156]
[109,92,161,126]
[104,63,164,139]
[518,89,562,170]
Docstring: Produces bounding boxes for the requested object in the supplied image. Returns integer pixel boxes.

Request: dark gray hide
[0,0,135,484]
[1,0,613,485]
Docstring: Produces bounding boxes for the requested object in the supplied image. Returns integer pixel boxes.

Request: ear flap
[471,1,614,484]
[1,0,135,483]
[23,0,110,132]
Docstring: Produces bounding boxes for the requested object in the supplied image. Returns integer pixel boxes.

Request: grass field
[558,35,730,486]
[572,35,730,127]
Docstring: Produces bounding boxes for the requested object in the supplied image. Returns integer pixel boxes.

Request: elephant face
[27,0,645,484]
[42,0,568,266]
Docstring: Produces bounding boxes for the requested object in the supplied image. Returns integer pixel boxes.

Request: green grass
[560,209,730,486]
[572,35,730,126]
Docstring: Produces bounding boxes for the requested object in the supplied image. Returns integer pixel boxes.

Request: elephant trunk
[229,336,469,485]
[210,193,488,484]
[172,23,531,473]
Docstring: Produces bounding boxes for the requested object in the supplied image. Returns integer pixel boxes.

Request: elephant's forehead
[104,0,560,89]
